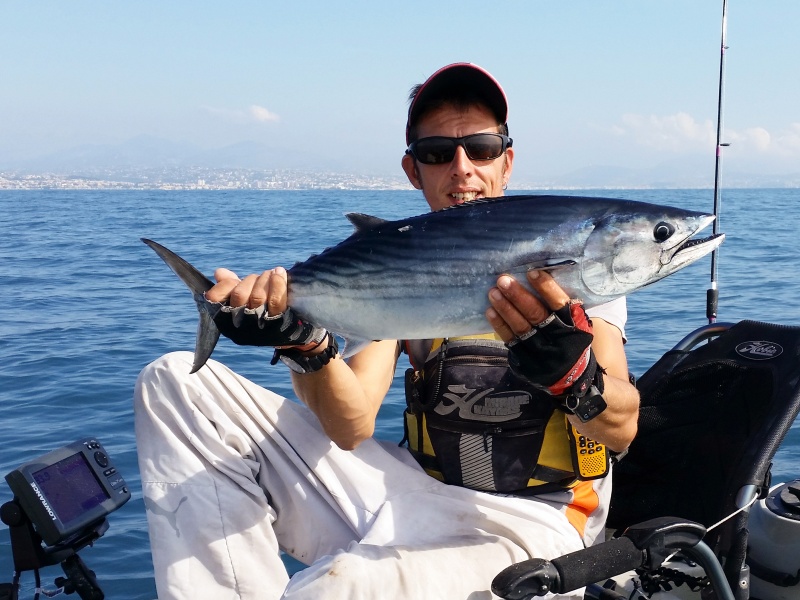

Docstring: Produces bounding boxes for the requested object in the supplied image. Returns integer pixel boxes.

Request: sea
[1,188,799,598]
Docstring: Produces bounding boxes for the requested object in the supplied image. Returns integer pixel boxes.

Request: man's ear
[502,147,515,184]
[401,154,423,190]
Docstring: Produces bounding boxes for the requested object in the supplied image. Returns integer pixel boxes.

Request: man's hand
[207,266,289,313]
[486,270,597,398]
[205,266,327,349]
[486,270,566,341]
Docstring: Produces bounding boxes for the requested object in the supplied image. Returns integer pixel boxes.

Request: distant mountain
[0,135,349,174]
[5,135,196,172]
[549,163,712,189]
[187,140,348,172]
[524,155,800,189]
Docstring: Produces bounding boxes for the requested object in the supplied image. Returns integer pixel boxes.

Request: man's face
[402,103,514,212]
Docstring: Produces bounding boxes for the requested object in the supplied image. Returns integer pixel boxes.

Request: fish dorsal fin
[345,213,389,232]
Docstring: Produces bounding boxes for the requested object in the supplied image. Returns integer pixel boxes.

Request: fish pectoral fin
[345,213,389,232]
[507,259,578,276]
[340,336,373,359]
[528,259,578,271]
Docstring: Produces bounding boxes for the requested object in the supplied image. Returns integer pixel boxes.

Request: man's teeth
[451,192,478,201]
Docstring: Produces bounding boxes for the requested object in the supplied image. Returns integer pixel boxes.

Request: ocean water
[1,188,799,598]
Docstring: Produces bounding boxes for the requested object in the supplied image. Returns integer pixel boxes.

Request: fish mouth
[662,218,725,270]
[677,232,725,254]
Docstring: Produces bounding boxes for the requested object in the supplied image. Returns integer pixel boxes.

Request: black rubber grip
[551,536,645,593]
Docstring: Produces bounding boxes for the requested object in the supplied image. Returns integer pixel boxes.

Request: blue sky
[1,1,798,183]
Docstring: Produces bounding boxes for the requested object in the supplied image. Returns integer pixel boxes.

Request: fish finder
[1,438,130,600]
[4,438,130,547]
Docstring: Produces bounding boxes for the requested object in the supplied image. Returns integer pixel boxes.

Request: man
[135,63,639,600]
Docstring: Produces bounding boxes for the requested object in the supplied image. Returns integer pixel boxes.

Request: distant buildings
[0,168,413,191]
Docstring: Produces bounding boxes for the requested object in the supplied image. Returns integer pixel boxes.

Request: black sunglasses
[406,133,512,165]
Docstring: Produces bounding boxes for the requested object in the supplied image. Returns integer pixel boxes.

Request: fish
[143,194,724,371]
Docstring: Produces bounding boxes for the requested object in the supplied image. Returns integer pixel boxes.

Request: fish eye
[654,221,675,242]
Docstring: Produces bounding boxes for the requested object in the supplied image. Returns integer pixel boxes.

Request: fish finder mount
[1,438,131,600]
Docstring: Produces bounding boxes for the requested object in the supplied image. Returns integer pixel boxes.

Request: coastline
[2,170,798,192]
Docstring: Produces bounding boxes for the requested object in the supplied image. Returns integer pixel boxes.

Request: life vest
[402,334,608,494]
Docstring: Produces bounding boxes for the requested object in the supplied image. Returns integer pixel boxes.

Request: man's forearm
[567,373,639,453]
[290,340,397,450]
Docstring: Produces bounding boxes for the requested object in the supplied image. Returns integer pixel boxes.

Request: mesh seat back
[608,320,800,558]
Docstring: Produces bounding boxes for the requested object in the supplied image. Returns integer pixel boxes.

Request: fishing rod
[707,0,729,324]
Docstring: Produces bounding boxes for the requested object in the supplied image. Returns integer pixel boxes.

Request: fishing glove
[210,303,328,348]
[506,301,600,401]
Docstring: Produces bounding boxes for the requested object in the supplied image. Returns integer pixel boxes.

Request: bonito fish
[143,194,724,370]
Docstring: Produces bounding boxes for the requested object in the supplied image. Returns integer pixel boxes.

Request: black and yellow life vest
[402,334,608,494]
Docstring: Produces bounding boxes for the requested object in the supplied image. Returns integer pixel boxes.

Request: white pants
[134,352,604,600]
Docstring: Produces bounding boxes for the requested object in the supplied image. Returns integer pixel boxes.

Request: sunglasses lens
[464,135,504,160]
[412,139,456,165]
[410,134,508,165]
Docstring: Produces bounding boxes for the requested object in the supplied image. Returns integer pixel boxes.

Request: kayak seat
[607,320,800,595]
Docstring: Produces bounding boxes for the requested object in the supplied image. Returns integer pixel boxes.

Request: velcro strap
[507,301,595,396]
[210,301,327,348]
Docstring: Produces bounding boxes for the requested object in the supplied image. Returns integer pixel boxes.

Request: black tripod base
[1,500,106,600]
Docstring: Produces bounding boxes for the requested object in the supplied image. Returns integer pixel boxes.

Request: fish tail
[192,310,220,373]
[141,238,220,372]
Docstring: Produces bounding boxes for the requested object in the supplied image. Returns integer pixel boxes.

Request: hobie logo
[435,385,531,422]
[735,340,783,361]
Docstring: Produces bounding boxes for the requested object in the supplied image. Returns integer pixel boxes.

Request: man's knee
[134,351,195,413]
[141,351,194,379]
[136,350,193,389]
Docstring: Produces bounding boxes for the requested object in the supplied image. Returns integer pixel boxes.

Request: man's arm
[290,339,399,450]
[486,271,639,453]
[570,317,639,452]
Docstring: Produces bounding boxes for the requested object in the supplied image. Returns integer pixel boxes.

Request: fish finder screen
[32,452,109,525]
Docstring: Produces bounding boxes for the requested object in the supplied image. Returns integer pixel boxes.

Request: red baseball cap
[406,63,509,145]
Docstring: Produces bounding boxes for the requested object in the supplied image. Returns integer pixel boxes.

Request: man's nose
[449,145,474,176]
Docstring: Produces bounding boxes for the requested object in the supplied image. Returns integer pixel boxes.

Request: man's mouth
[450,191,480,203]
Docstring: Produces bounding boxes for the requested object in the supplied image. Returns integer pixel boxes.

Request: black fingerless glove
[210,301,327,348]
[506,300,599,403]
